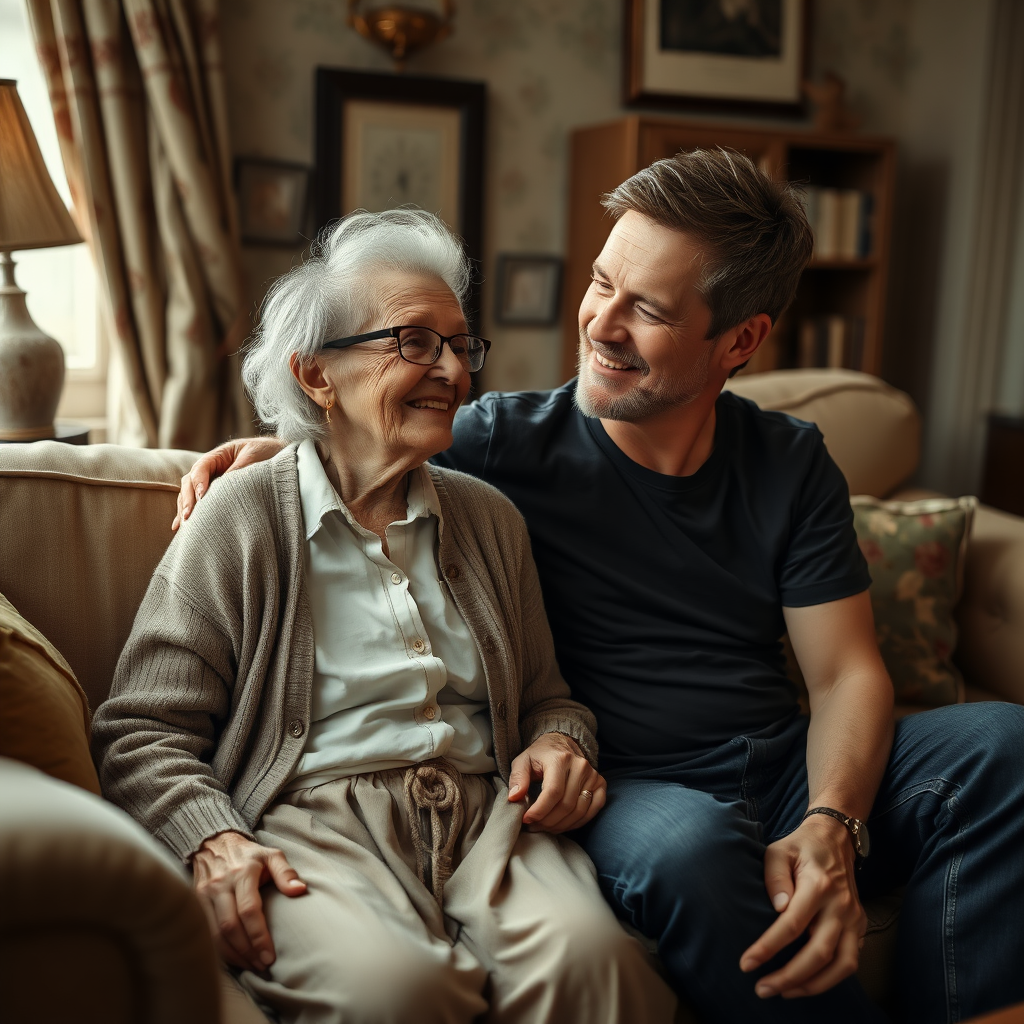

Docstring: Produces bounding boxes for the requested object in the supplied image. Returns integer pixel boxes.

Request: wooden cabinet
[560,116,896,382]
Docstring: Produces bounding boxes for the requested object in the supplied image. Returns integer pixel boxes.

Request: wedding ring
[580,789,593,801]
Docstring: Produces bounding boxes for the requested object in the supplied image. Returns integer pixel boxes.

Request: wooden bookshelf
[560,116,896,382]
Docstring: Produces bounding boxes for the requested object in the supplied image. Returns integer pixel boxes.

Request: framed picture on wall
[495,255,563,327]
[235,158,311,246]
[624,0,810,115]
[315,68,486,324]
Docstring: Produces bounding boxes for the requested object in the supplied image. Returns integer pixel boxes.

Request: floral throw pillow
[851,495,976,707]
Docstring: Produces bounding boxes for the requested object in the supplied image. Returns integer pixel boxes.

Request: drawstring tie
[404,760,465,905]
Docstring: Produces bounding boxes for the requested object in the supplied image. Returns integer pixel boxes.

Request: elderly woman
[93,210,674,1024]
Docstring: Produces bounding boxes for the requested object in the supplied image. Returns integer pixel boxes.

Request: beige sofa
[1,369,1022,1023]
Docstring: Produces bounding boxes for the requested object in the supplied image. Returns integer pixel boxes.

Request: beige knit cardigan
[92,446,597,862]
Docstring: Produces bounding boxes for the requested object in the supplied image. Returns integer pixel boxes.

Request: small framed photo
[624,0,810,116]
[235,158,311,246]
[495,255,563,327]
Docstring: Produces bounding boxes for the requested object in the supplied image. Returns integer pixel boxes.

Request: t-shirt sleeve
[430,394,496,475]
[778,429,872,607]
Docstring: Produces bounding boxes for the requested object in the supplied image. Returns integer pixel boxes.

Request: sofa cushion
[852,495,975,707]
[727,369,920,497]
[0,441,198,710]
[0,591,100,794]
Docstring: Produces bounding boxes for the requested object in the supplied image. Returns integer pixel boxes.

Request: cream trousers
[240,763,676,1024]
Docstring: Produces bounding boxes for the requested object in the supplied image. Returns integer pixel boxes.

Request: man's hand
[739,813,866,999]
[507,732,607,833]
[172,437,285,530]
[191,830,306,972]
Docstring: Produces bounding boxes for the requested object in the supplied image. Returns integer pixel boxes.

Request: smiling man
[178,149,1024,1023]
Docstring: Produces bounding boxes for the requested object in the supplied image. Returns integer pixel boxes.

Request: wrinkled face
[576,211,718,422]
[319,271,472,466]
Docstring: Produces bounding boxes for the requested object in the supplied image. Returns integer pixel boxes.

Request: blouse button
[289,720,304,738]
[424,705,437,720]
[391,572,403,585]
[412,638,426,653]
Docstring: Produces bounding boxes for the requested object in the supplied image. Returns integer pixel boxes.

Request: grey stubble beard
[573,330,714,422]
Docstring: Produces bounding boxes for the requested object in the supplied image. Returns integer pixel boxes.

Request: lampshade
[0,79,81,251]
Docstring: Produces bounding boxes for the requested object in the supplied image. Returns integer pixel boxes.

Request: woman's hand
[172,437,286,530]
[191,831,306,972]
[507,732,607,834]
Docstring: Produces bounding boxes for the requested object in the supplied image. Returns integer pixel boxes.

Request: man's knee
[959,702,1024,802]
[908,702,1024,781]
[964,701,1024,756]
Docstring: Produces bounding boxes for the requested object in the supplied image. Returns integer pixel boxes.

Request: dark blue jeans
[578,703,1024,1024]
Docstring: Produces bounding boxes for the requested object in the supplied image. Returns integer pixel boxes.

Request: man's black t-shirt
[434,381,871,773]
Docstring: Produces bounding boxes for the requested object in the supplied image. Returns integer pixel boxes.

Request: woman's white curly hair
[242,208,472,442]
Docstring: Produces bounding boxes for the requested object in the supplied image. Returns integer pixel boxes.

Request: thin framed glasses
[322,325,491,373]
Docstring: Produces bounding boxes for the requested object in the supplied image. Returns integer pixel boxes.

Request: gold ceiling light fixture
[347,0,456,72]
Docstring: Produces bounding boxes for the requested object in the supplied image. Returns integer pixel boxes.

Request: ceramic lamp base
[0,251,65,441]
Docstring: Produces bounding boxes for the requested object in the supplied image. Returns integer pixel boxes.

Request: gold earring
[325,396,333,424]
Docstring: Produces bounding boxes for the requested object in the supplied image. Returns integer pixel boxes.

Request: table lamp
[0,78,82,441]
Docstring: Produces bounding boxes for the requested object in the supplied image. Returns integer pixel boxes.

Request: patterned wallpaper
[222,0,625,393]
[221,0,919,394]
[810,0,919,132]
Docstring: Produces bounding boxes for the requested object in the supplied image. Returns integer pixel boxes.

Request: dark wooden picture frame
[624,0,811,116]
[235,158,312,246]
[315,68,486,326]
[494,255,563,327]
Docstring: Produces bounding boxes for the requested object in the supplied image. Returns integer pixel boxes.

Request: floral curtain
[25,0,248,448]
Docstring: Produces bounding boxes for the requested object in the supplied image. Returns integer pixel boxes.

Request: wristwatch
[802,806,871,862]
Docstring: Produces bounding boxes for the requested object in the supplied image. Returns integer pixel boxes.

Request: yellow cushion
[0,591,100,794]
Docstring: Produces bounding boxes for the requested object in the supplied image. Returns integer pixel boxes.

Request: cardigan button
[446,564,460,581]
[289,720,304,738]
[495,701,506,721]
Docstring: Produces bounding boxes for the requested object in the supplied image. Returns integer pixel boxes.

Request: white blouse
[285,440,496,790]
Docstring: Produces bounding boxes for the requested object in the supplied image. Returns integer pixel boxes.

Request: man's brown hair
[601,147,813,339]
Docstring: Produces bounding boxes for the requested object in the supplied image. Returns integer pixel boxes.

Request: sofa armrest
[0,758,221,1024]
[954,504,1024,706]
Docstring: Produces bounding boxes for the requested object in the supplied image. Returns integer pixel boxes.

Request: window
[1,1,105,427]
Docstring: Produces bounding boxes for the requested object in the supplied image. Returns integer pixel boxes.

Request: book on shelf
[815,189,840,258]
[801,186,873,260]
[797,315,865,370]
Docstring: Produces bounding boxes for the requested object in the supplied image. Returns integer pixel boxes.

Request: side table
[0,421,90,445]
